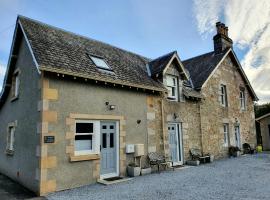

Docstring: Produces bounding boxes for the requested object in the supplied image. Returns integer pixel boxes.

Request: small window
[166,75,178,101]
[75,121,96,155]
[240,89,246,110]
[7,126,15,152]
[220,84,228,107]
[12,72,20,99]
[110,133,114,148]
[223,123,229,147]
[89,55,111,71]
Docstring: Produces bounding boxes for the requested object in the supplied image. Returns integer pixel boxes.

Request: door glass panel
[102,133,107,148]
[102,125,107,129]
[110,133,114,148]
[110,125,114,129]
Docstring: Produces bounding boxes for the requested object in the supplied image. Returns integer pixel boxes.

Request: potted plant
[229,146,241,157]
[141,165,151,175]
[127,163,141,177]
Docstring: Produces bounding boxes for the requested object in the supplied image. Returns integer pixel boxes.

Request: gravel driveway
[47,153,270,200]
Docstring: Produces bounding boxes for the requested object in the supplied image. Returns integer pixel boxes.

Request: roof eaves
[39,65,166,92]
[256,112,270,121]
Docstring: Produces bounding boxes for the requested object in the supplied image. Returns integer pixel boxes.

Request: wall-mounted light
[109,105,116,110]
[173,113,178,120]
[137,120,141,124]
[105,101,116,110]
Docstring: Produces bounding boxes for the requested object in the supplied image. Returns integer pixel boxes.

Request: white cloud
[0,63,7,91]
[0,63,6,76]
[192,0,270,104]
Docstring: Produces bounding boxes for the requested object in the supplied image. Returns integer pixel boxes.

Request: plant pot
[127,166,141,177]
[186,160,200,166]
[210,155,214,163]
[141,167,151,175]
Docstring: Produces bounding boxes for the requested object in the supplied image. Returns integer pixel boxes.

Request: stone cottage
[256,113,270,150]
[0,16,258,195]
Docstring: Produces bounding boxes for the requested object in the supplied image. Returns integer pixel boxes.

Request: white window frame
[223,123,229,147]
[166,75,178,101]
[74,120,100,156]
[220,84,227,107]
[240,89,246,110]
[7,126,15,152]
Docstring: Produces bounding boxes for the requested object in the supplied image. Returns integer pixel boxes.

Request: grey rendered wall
[260,116,270,150]
[0,38,40,193]
[46,76,148,191]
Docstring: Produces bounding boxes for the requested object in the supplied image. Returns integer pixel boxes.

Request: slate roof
[183,49,229,89]
[19,16,165,91]
[148,51,176,76]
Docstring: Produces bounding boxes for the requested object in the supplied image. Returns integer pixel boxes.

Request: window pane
[172,87,175,96]
[102,133,107,148]
[75,135,92,151]
[90,56,110,70]
[76,123,93,133]
[110,133,114,148]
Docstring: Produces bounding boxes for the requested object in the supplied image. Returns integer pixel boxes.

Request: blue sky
[0,0,269,103]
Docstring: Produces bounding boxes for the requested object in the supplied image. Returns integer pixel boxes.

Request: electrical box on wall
[134,144,144,157]
[126,144,135,153]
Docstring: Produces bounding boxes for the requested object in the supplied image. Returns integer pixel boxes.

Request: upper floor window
[220,84,228,107]
[166,75,178,101]
[240,89,246,110]
[12,71,20,100]
[89,55,111,71]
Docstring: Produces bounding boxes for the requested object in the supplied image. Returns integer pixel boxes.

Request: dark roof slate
[183,49,229,89]
[19,16,165,91]
[148,51,176,76]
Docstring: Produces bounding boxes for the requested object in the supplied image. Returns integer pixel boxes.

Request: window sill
[10,96,19,102]
[70,154,100,162]
[5,150,14,156]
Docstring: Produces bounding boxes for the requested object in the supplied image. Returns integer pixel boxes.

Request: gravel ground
[47,153,270,200]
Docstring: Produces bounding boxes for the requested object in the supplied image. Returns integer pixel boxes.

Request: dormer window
[89,55,111,71]
[166,75,178,101]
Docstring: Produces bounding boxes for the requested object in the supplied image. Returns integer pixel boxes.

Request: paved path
[47,153,270,200]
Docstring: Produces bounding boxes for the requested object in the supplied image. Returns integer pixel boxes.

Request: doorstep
[97,177,132,185]
[172,165,192,171]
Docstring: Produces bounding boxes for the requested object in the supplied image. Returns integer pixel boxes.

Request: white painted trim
[162,53,189,80]
[100,120,120,179]
[256,113,270,121]
[18,20,40,74]
[201,49,231,89]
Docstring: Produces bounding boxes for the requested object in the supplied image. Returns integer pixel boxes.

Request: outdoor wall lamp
[109,105,116,110]
[137,120,141,124]
[105,102,116,110]
[173,113,178,120]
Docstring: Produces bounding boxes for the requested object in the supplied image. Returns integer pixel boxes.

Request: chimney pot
[213,22,233,54]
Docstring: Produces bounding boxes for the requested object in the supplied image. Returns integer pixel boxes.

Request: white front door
[100,121,119,179]
[168,123,183,165]
[234,126,241,148]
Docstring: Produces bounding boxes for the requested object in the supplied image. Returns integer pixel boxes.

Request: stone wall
[200,54,256,158]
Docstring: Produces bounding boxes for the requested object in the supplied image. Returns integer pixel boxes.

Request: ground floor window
[223,123,229,147]
[75,120,99,155]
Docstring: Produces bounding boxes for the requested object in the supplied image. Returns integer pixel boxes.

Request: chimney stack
[213,22,232,54]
